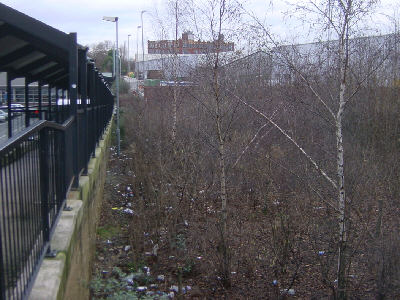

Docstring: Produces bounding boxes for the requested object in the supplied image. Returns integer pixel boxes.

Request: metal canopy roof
[0,3,83,89]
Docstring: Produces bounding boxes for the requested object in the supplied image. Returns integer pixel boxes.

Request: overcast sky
[1,0,397,56]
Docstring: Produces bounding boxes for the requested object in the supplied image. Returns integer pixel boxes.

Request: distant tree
[88,40,114,73]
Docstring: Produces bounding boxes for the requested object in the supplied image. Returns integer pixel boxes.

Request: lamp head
[103,16,118,22]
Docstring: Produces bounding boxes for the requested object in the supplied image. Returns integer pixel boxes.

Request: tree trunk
[172,85,177,144]
[217,118,230,285]
[214,46,230,286]
[337,31,348,300]
[171,0,179,145]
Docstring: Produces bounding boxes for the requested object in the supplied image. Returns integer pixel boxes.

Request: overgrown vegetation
[92,0,400,299]
[117,72,400,299]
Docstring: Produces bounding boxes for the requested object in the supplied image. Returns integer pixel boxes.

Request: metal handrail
[0,117,74,155]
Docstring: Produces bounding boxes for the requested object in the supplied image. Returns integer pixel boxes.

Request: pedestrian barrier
[0,4,115,299]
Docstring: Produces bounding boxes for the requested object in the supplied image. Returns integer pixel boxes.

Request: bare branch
[232,112,276,168]
[345,42,397,106]
[268,157,338,211]
[246,10,337,119]
[226,89,339,190]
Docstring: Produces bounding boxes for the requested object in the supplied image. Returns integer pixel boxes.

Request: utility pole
[103,16,120,156]
[136,25,141,93]
[128,34,131,74]
[141,10,146,80]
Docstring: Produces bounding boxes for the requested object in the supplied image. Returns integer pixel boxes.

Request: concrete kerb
[29,254,67,300]
[29,116,115,300]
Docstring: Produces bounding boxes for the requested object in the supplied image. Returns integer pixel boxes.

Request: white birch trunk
[217,102,230,285]
[171,1,178,144]
[336,85,347,300]
[214,65,227,233]
[213,3,230,282]
[172,81,177,143]
[214,54,230,284]
[336,23,348,300]
[217,110,228,237]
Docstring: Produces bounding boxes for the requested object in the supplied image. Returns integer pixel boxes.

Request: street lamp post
[136,25,141,81]
[141,10,146,80]
[103,16,120,156]
[113,48,116,77]
[128,34,131,74]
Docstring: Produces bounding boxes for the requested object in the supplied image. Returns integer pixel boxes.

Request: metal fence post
[48,85,52,121]
[39,128,50,249]
[92,67,97,157]
[87,63,94,158]
[38,81,42,120]
[61,90,65,122]
[24,80,30,127]
[55,129,65,207]
[0,228,5,300]
[55,88,59,123]
[94,71,100,149]
[79,49,88,174]
[69,32,79,188]
[6,73,11,138]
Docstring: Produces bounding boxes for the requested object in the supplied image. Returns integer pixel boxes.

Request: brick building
[148,31,234,55]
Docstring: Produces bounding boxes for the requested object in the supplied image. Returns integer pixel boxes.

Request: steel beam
[12,56,52,74]
[34,66,64,79]
[0,45,35,67]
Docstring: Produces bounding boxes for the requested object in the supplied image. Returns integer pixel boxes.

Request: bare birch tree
[168,0,182,145]
[179,0,243,286]
[204,0,231,286]
[237,0,397,298]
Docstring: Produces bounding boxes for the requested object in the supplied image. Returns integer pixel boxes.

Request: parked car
[0,103,25,117]
[11,103,24,116]
[0,109,7,122]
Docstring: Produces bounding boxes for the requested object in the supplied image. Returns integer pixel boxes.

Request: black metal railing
[0,70,114,300]
[0,6,115,298]
[0,97,113,300]
[0,122,65,299]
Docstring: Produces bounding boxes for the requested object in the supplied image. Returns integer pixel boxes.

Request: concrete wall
[29,117,114,300]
